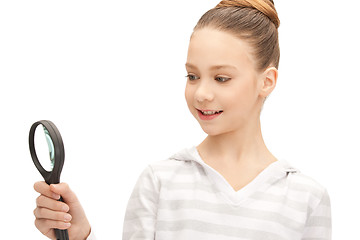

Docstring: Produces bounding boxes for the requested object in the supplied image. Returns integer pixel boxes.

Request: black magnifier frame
[29,120,64,184]
[29,120,69,240]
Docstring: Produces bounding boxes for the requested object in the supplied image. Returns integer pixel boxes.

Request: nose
[194,79,214,103]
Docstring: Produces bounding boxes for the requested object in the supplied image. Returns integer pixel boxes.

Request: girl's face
[185,27,272,136]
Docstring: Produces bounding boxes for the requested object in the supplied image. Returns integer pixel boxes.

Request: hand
[33,181,91,240]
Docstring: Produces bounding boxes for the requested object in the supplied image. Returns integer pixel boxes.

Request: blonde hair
[193,0,280,71]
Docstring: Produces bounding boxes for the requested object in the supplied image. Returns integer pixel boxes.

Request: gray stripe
[250,192,308,212]
[158,199,303,232]
[123,230,155,239]
[161,182,219,193]
[125,209,156,221]
[152,162,200,174]
[290,183,324,199]
[156,219,286,240]
[302,238,329,240]
[306,216,331,228]
[129,187,158,202]
[161,185,308,213]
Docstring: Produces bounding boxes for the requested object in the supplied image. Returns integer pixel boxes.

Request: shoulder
[283,164,331,214]
[150,156,203,181]
[149,146,201,170]
[138,146,205,185]
[289,171,327,196]
[277,159,328,197]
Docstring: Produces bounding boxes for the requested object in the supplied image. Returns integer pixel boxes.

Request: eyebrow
[185,63,237,71]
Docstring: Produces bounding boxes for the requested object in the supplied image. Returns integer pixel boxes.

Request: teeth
[202,110,222,115]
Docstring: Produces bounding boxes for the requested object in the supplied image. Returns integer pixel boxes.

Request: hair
[193,0,280,72]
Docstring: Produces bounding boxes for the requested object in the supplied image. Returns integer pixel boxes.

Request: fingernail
[64,222,71,228]
[62,205,69,212]
[64,214,72,222]
[52,193,60,200]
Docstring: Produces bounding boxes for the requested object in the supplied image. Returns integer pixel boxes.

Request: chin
[199,125,225,137]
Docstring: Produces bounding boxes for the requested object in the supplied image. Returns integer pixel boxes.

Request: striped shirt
[122,146,332,240]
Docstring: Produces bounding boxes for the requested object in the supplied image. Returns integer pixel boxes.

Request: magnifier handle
[54,196,69,240]
[55,228,69,240]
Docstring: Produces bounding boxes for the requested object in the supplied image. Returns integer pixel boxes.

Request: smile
[197,109,223,120]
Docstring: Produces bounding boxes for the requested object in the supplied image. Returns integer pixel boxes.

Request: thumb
[50,183,79,204]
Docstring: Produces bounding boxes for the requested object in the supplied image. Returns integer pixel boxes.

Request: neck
[197,118,276,166]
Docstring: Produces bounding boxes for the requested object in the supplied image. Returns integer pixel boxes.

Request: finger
[34,207,72,222]
[36,195,70,212]
[35,218,71,234]
[34,181,60,200]
[50,182,79,204]
[34,219,56,239]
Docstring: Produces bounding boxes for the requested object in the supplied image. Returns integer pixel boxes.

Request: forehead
[186,28,255,70]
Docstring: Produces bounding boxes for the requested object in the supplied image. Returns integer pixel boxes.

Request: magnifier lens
[34,124,55,172]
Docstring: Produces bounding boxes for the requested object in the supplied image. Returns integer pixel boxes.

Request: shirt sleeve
[122,165,160,240]
[302,189,332,240]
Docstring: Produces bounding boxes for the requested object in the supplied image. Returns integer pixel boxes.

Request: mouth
[198,109,223,115]
[196,109,223,120]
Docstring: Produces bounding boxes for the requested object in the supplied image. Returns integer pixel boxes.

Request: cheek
[185,84,199,118]
[184,83,194,106]
[222,83,255,110]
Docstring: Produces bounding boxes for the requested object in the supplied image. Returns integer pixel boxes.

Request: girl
[33,0,332,239]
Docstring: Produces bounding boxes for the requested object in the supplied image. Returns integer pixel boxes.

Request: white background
[0,0,359,239]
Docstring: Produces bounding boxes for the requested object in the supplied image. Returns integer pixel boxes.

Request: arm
[302,189,332,240]
[122,165,160,240]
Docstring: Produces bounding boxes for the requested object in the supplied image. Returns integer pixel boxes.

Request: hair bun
[216,0,280,28]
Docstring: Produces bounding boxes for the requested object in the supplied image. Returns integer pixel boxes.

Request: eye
[215,76,231,82]
[185,74,200,81]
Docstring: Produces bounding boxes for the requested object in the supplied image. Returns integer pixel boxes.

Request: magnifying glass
[29,120,69,240]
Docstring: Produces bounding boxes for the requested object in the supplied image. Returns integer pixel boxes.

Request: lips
[197,109,223,120]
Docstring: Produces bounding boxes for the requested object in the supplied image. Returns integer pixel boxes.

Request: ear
[259,67,278,98]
